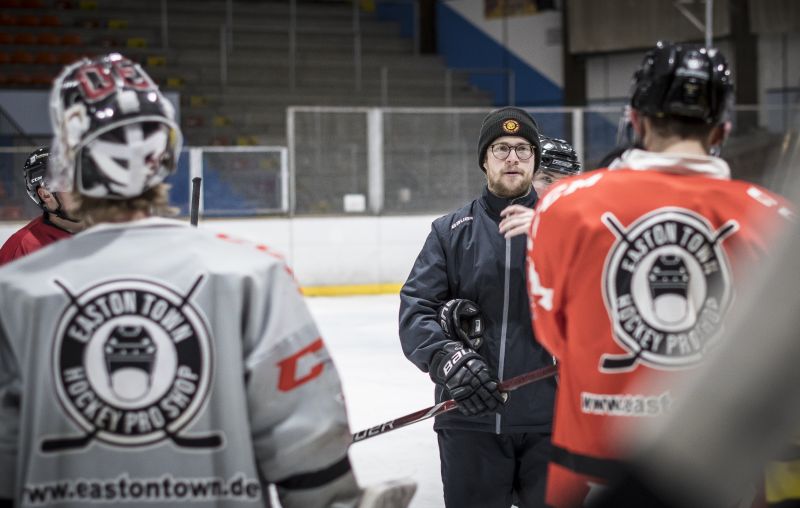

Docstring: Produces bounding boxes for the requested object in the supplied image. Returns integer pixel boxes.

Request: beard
[488,172,532,198]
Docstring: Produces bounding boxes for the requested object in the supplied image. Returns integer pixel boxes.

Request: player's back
[531,167,792,457]
[0,217,334,507]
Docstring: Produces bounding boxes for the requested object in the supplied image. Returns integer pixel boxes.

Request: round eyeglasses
[490,143,534,161]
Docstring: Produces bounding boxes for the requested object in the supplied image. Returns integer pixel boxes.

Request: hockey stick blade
[351,364,557,443]
[41,430,222,453]
[41,430,98,453]
[168,431,223,449]
[600,349,645,371]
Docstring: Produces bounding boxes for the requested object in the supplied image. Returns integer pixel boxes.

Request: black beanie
[477,107,541,172]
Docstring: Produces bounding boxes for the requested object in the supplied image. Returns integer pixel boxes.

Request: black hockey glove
[438,299,484,349]
[430,342,505,416]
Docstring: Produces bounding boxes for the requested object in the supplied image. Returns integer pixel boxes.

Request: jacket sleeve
[399,222,452,373]
[527,203,570,361]
[243,261,360,508]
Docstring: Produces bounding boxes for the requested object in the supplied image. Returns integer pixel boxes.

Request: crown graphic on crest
[103,325,157,376]
[648,255,690,300]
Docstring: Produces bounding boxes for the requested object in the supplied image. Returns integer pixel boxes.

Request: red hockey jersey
[526,150,793,507]
[0,215,72,266]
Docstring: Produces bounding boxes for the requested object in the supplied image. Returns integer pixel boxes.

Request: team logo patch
[502,119,520,134]
[600,208,738,372]
[42,276,221,453]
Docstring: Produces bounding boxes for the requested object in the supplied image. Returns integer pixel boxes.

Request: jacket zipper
[496,235,511,434]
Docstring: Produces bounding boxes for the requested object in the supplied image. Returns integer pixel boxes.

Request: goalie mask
[48,53,182,199]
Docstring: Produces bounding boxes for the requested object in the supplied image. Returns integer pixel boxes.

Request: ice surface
[306,295,443,508]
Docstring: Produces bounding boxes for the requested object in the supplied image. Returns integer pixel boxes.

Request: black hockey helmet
[539,136,581,176]
[630,40,734,125]
[23,146,50,209]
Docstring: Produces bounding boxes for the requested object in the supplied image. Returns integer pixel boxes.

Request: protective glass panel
[201,149,285,217]
[382,110,485,214]
[292,111,368,214]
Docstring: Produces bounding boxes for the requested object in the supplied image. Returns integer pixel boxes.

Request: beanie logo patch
[502,119,520,134]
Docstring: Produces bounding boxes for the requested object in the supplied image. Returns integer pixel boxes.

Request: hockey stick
[41,429,223,453]
[190,176,202,227]
[351,364,558,443]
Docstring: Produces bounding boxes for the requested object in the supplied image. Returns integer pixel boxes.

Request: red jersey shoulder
[0,217,45,265]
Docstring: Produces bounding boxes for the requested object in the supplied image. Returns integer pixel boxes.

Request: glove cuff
[430,342,481,385]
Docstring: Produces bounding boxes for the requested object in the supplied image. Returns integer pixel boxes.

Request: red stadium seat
[0,51,10,63]
[0,14,18,26]
[36,32,60,45]
[60,33,81,46]
[9,72,33,85]
[13,32,37,45]
[40,15,61,27]
[21,0,45,7]
[0,32,13,44]
[34,51,58,64]
[31,72,53,85]
[10,50,34,63]
[17,15,41,26]
[0,0,22,8]
[58,51,80,64]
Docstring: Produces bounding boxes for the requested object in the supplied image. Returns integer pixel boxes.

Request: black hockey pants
[437,428,551,508]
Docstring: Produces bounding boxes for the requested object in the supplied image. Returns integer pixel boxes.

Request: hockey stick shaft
[351,364,558,443]
[190,177,202,227]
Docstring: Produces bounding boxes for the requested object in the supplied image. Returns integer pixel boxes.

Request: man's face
[36,185,61,213]
[482,135,536,198]
[37,185,77,216]
[533,170,571,196]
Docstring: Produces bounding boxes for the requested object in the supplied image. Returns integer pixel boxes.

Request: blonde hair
[73,183,178,226]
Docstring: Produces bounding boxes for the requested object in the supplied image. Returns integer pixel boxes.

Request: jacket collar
[480,185,538,218]
[609,148,731,180]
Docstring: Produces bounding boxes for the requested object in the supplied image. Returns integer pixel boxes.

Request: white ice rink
[306,294,444,508]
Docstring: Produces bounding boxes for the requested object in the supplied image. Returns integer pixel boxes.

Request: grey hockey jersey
[0,218,356,507]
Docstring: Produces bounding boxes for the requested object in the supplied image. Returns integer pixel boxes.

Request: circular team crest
[600,208,739,371]
[502,119,520,134]
[51,277,213,448]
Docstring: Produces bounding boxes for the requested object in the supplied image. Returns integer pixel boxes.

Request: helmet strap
[48,193,80,222]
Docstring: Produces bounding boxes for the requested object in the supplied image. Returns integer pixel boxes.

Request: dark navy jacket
[399,186,556,433]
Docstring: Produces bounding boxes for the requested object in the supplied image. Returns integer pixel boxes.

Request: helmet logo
[76,59,157,103]
[502,119,520,134]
